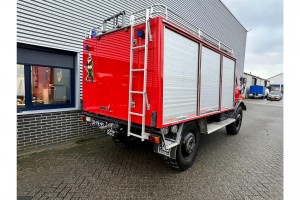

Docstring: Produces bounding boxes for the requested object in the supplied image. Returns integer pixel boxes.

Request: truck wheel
[226,106,243,135]
[164,122,200,171]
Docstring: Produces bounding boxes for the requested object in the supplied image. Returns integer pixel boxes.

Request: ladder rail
[141,8,150,141]
[127,14,135,137]
[127,9,151,141]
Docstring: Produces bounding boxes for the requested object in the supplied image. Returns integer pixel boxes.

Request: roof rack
[85,4,234,55]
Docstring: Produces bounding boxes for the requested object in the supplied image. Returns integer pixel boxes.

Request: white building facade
[242,72,270,98]
[268,73,284,93]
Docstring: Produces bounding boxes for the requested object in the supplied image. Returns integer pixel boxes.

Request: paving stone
[17,100,283,199]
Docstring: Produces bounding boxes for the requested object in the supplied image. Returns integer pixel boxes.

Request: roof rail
[85,4,234,55]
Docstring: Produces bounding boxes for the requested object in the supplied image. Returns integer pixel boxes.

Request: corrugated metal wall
[17,0,146,98]
[17,0,246,101]
[146,0,247,81]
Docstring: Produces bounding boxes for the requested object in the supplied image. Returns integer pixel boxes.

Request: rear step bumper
[80,112,161,142]
[81,112,158,132]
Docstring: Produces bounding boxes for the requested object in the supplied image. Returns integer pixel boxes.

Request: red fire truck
[81,5,246,170]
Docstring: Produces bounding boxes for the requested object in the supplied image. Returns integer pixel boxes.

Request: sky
[222,0,283,79]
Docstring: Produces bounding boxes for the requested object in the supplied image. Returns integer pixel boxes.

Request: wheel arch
[235,100,246,112]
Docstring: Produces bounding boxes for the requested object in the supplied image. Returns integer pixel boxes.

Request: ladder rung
[130,91,145,94]
[132,45,146,49]
[131,69,145,72]
[128,132,143,139]
[129,112,144,117]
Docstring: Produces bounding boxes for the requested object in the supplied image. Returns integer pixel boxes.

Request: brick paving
[17,99,283,199]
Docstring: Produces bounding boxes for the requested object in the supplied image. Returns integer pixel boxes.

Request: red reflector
[80,116,86,121]
[149,136,160,144]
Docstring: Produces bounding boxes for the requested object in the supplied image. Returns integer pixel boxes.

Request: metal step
[129,112,144,117]
[128,132,143,139]
[130,91,145,94]
[128,132,150,139]
[131,69,145,72]
[207,118,235,134]
[132,45,146,49]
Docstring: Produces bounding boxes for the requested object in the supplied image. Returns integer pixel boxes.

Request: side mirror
[239,77,247,94]
[240,77,247,84]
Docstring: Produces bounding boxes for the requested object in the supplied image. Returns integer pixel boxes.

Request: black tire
[226,106,243,135]
[165,122,200,171]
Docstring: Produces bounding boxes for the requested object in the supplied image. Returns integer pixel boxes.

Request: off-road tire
[226,106,243,135]
[164,122,200,171]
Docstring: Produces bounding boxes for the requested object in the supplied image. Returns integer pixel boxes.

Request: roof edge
[243,72,270,81]
[218,0,248,31]
[267,73,283,79]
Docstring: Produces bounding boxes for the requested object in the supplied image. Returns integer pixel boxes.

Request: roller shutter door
[163,28,199,124]
[221,57,235,109]
[200,47,221,114]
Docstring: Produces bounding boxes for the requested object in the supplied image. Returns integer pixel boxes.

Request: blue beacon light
[91,29,97,38]
[137,30,145,38]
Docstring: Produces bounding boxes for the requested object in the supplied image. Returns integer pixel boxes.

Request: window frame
[17,63,75,113]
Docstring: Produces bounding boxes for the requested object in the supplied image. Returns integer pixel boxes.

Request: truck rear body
[82,17,236,129]
[81,5,247,170]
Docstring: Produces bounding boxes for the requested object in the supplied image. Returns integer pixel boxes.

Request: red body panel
[234,86,244,104]
[82,17,237,128]
[83,17,164,127]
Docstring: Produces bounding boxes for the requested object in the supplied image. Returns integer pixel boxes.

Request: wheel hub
[183,133,195,154]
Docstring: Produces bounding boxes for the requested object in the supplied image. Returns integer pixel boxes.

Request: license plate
[158,140,172,157]
[91,119,106,127]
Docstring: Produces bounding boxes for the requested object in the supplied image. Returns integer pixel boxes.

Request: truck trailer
[248,85,267,99]
[80,5,247,170]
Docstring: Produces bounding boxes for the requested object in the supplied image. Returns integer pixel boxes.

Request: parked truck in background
[248,85,267,99]
[80,5,247,170]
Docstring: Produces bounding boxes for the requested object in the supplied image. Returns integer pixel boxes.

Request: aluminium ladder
[127,8,152,141]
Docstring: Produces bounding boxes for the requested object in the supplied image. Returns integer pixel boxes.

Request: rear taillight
[148,135,160,144]
[81,116,91,122]
[80,115,86,121]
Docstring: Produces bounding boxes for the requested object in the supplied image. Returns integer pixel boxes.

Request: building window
[17,64,25,107]
[251,77,257,85]
[31,66,71,105]
[17,64,75,112]
[17,43,76,112]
